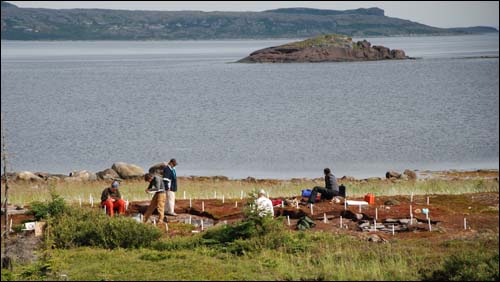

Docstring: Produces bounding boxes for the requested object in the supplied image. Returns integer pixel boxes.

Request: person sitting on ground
[255,189,274,217]
[307,168,339,204]
[143,173,167,224]
[101,180,126,217]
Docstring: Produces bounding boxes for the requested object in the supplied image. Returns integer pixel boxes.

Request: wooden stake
[9,218,12,232]
[125,199,129,211]
[222,195,224,204]
[323,213,327,223]
[202,201,205,212]
[373,219,376,231]
[375,207,378,220]
[201,219,204,231]
[428,218,432,231]
[464,218,467,230]
[240,190,243,200]
[189,216,192,224]
[165,223,169,233]
[183,191,186,200]
[344,199,347,211]
[287,215,290,226]
[189,198,192,208]
[340,216,343,228]
[235,201,238,208]
[427,196,429,205]
[310,204,313,215]
[392,224,395,236]
[214,191,217,199]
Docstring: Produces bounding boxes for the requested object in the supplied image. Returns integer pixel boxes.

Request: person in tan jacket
[143,173,167,224]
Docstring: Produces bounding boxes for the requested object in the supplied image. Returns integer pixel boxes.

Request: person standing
[143,173,167,224]
[101,180,126,217]
[163,158,178,216]
[307,168,339,204]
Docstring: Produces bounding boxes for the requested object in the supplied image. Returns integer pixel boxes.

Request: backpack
[296,215,316,230]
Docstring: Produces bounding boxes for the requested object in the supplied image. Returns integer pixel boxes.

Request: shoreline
[2,168,498,183]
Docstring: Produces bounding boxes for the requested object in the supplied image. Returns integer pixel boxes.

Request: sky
[7,1,500,29]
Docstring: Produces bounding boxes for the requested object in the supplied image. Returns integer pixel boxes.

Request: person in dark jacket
[101,180,126,216]
[307,168,339,204]
[163,158,178,216]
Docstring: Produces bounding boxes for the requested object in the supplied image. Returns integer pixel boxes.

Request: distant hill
[1,2,497,40]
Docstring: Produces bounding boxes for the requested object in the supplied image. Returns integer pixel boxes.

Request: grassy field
[3,226,498,281]
[2,177,499,206]
[1,177,499,281]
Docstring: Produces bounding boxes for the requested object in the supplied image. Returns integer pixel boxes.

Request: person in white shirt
[255,189,274,217]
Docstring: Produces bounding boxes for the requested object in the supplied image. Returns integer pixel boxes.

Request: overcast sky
[8,1,499,29]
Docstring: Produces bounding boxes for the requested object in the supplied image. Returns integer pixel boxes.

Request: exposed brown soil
[124,192,499,240]
[2,192,498,241]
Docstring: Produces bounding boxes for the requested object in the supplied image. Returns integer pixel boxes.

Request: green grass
[2,178,498,206]
[282,33,353,49]
[7,232,498,281]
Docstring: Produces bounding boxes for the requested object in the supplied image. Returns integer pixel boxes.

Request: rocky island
[238,34,410,63]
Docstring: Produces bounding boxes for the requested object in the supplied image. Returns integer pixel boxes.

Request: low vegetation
[2,192,498,281]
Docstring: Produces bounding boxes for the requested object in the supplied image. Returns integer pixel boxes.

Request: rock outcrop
[111,162,145,179]
[238,34,410,63]
[96,168,120,180]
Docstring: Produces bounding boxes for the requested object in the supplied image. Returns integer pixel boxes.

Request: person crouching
[101,180,126,216]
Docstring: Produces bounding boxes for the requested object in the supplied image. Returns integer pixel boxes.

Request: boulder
[68,170,97,181]
[148,162,168,176]
[112,162,145,179]
[96,168,120,180]
[386,171,402,179]
[15,171,43,181]
[341,210,364,221]
[403,169,417,180]
[340,175,356,182]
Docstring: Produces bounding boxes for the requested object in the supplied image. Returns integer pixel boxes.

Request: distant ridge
[1,2,497,40]
[264,7,385,16]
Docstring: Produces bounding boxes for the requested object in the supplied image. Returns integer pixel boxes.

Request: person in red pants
[101,180,125,216]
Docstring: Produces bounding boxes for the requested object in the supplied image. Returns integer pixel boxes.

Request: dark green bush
[29,192,66,220]
[423,253,499,281]
[48,207,162,249]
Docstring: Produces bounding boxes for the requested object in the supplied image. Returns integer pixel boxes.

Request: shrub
[422,253,499,281]
[29,192,66,221]
[48,207,162,249]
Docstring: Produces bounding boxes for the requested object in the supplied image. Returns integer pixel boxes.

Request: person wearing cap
[255,189,274,217]
[163,158,178,216]
[101,180,126,217]
[143,173,167,224]
[306,168,339,204]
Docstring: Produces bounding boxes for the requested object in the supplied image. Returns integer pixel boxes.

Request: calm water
[1,34,499,179]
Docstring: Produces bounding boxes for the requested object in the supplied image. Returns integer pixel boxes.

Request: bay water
[1,34,498,179]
